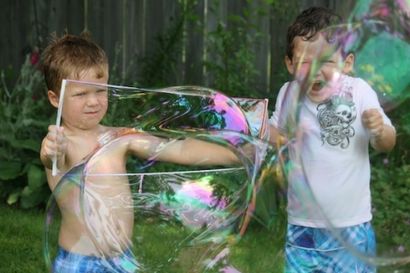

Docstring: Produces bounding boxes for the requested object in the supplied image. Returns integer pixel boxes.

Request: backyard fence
[1,0,355,97]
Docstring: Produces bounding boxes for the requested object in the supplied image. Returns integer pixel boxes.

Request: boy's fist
[40,125,68,169]
[362,109,384,138]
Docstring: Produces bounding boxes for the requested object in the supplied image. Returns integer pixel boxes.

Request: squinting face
[59,67,109,131]
[286,33,353,103]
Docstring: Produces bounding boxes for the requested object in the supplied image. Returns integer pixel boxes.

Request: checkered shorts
[53,247,139,273]
[285,222,376,273]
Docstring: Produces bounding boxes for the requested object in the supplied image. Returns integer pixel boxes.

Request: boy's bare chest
[65,134,127,174]
[66,137,100,168]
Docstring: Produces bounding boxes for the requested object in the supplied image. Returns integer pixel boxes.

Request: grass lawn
[0,204,46,273]
[0,204,285,273]
[0,201,410,273]
[1,203,408,273]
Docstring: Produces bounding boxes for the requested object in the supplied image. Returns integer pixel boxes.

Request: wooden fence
[1,0,355,98]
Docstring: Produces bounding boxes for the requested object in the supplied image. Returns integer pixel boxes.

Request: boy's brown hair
[41,32,108,93]
[286,7,342,60]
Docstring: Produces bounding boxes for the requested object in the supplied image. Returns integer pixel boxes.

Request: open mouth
[311,81,326,92]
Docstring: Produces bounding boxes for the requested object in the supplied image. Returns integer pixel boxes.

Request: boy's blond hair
[41,32,108,93]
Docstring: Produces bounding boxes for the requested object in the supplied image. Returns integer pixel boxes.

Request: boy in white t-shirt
[268,7,396,272]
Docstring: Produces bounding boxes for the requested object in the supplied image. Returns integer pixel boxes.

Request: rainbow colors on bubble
[44,1,410,271]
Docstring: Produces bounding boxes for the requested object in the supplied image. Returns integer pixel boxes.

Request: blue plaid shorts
[285,222,376,273]
[53,247,139,273]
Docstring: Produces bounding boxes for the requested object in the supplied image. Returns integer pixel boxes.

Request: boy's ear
[285,56,295,75]
[342,53,355,74]
[47,90,59,108]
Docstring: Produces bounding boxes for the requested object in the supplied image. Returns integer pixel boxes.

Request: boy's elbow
[372,141,395,153]
[371,125,396,153]
[227,150,241,165]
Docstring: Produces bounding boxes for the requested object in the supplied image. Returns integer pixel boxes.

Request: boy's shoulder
[340,75,377,99]
[342,75,369,88]
[277,81,297,98]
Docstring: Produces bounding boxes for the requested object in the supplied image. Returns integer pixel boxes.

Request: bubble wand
[52,79,67,176]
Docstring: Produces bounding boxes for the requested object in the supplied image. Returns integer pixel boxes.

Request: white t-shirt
[269,75,393,228]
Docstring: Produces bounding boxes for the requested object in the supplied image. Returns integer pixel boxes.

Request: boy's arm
[362,109,396,152]
[128,134,239,166]
[268,124,287,146]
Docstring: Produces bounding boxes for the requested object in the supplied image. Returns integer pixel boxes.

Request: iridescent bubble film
[346,2,410,270]
[43,2,410,271]
[346,0,410,110]
[44,81,284,272]
[275,1,410,272]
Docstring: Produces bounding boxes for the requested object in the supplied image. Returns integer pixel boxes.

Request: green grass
[2,203,408,273]
[0,205,47,273]
[130,216,286,272]
[0,204,285,273]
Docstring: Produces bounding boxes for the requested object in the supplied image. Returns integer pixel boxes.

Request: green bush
[371,164,410,252]
[203,1,267,97]
[369,95,410,254]
[0,56,53,208]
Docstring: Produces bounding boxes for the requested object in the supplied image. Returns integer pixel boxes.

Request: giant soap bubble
[275,1,410,272]
[347,0,410,110]
[44,81,284,273]
[347,3,410,271]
